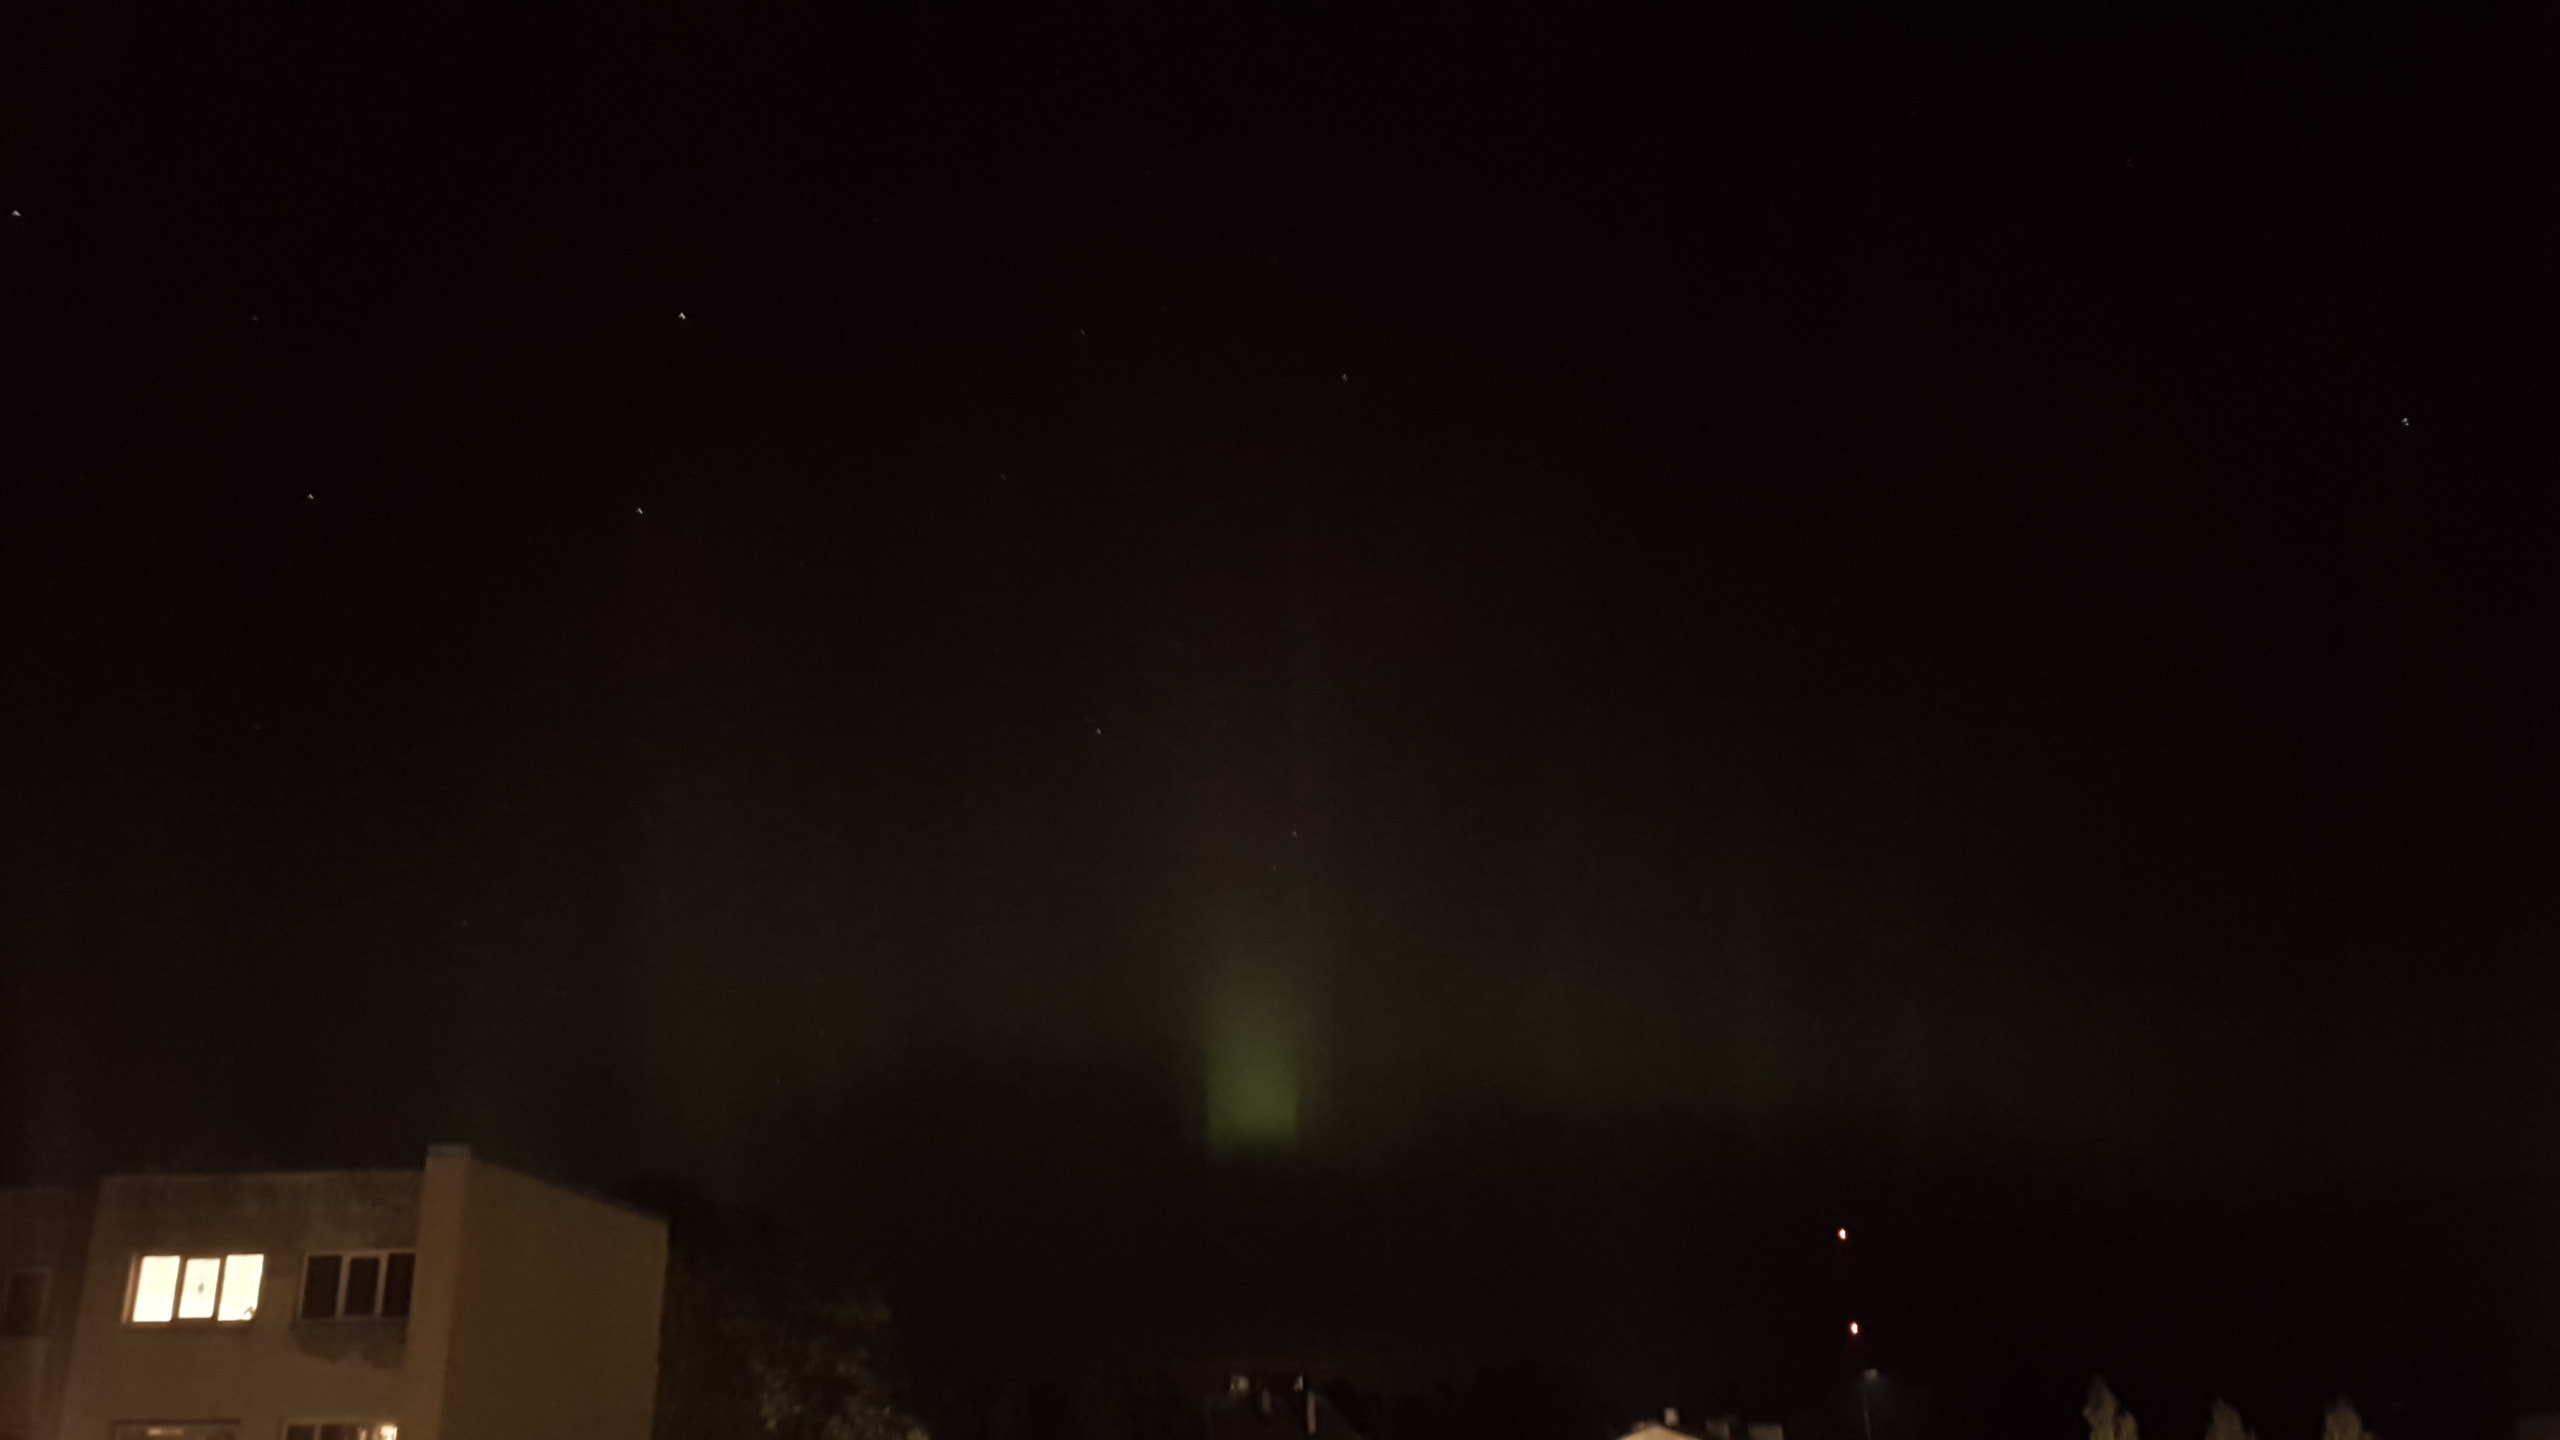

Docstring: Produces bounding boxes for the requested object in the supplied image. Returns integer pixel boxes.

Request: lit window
[131,1256,181,1323]
[283,1424,397,1440]
[299,1252,415,1321]
[216,1255,263,1322]
[177,1259,221,1319]
[128,1254,263,1324]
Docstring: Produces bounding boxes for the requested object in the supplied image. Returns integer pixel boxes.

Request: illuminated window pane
[285,1425,395,1440]
[216,1254,263,1321]
[177,1257,221,1319]
[131,1255,181,1323]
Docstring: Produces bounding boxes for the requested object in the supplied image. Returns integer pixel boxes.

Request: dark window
[0,1270,45,1334]
[341,1257,380,1318]
[379,1253,415,1318]
[319,1426,358,1440]
[300,1255,342,1320]
[298,1251,414,1322]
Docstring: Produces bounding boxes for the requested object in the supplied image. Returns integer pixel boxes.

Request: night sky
[2,5,2555,1438]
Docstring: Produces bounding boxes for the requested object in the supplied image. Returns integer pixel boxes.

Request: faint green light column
[1205,953,1305,1151]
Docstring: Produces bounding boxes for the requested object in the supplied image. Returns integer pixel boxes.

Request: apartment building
[0,1146,665,1440]
[0,1187,91,1440]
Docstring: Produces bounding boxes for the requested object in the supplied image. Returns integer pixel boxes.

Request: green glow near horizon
[1205,955,1304,1151]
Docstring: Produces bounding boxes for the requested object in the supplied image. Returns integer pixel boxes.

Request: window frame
[124,1254,264,1327]
[110,1425,244,1440]
[281,1421,397,1440]
[0,1267,49,1335]
[296,1251,416,1322]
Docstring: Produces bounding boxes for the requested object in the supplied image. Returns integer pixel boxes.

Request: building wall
[22,1152,666,1440]
[0,1189,91,1440]
[53,1171,426,1440]
[431,1154,665,1440]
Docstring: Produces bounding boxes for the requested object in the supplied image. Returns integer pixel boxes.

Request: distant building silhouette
[1208,1375,1367,1440]
[1618,1407,1777,1440]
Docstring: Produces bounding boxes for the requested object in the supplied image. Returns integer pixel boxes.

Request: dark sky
[3,4,2556,1437]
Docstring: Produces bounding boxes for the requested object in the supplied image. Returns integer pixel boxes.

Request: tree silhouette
[2202,1402,2254,1440]
[2085,1380,2138,1440]
[615,1175,925,1440]
[2322,1401,2374,1440]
